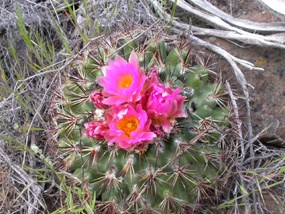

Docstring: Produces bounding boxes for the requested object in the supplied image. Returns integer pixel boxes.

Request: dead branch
[226,81,244,156]
[170,0,285,49]
[189,0,285,32]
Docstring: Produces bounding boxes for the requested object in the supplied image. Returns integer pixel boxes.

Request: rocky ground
[0,0,284,213]
[210,0,285,146]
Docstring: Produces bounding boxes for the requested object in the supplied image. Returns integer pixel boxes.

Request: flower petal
[129,51,139,71]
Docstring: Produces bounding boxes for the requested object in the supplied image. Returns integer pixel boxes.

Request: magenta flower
[84,53,187,150]
[90,90,108,109]
[84,121,109,140]
[97,52,146,105]
[145,67,160,88]
[142,80,187,133]
[105,104,156,150]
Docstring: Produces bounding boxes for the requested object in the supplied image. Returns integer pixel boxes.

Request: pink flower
[97,52,146,105]
[143,67,160,91]
[90,90,108,109]
[84,121,109,140]
[105,104,156,150]
[142,80,187,133]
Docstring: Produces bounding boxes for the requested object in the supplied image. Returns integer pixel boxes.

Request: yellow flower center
[119,74,133,88]
[117,116,139,137]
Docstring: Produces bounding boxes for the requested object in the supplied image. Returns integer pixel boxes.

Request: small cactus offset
[55,35,230,213]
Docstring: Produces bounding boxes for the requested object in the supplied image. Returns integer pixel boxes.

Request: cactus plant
[55,35,230,213]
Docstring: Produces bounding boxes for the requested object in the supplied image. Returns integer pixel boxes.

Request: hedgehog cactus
[56,36,229,213]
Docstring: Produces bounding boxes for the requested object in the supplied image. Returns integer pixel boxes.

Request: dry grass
[0,0,284,213]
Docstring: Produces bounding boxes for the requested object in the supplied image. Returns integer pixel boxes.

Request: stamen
[117,116,139,137]
[119,74,133,88]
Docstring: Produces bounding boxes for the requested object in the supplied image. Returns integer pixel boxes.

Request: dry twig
[0,144,45,214]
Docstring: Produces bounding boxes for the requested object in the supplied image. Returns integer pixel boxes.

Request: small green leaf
[239,185,249,195]
[0,135,15,142]
[158,42,167,63]
[278,167,285,174]
[89,191,96,211]
[16,5,34,51]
